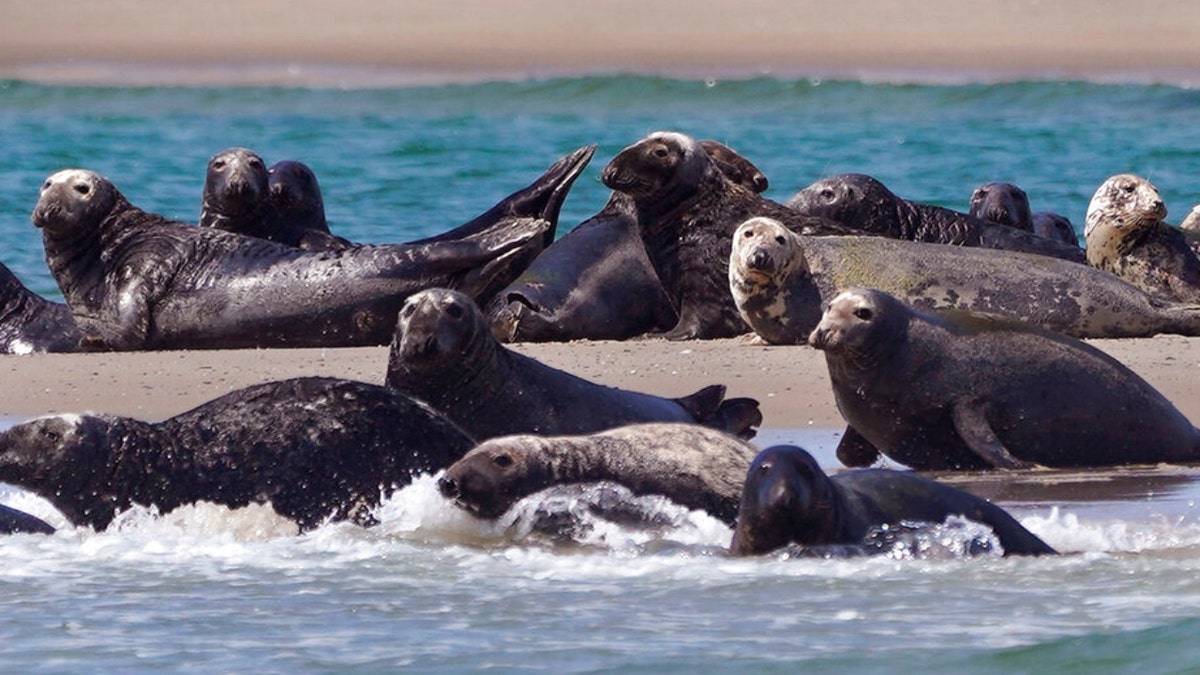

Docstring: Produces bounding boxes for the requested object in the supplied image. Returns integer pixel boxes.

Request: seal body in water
[387,288,762,440]
[787,173,1085,262]
[728,217,1200,343]
[1085,173,1200,303]
[0,262,80,354]
[967,181,1078,245]
[807,288,1200,470]
[728,445,1056,556]
[437,422,758,525]
[33,147,592,351]
[0,377,475,531]
[600,131,848,339]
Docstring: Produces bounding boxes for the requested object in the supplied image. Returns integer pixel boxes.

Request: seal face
[1085,173,1200,303]
[729,445,1056,557]
[809,288,1200,470]
[199,147,272,235]
[266,160,354,251]
[968,182,1034,232]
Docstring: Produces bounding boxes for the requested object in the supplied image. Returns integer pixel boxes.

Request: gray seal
[967,181,1078,245]
[0,262,80,354]
[787,173,1085,262]
[387,288,762,440]
[728,216,1200,343]
[728,445,1055,556]
[807,287,1200,470]
[266,160,353,251]
[1085,173,1200,303]
[437,422,758,525]
[198,147,274,236]
[0,377,475,531]
[33,147,592,350]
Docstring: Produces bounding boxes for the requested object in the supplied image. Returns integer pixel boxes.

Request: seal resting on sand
[728,216,1200,343]
[33,147,592,350]
[387,288,762,440]
[967,181,1078,245]
[437,423,758,525]
[0,262,80,354]
[728,445,1055,556]
[807,288,1200,470]
[787,173,1084,262]
[1085,173,1200,303]
[0,377,475,531]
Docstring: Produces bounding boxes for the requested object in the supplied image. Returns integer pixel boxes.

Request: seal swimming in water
[967,181,1078,245]
[600,131,848,340]
[0,504,55,535]
[0,262,80,354]
[489,140,770,343]
[266,160,354,251]
[0,377,475,532]
[787,173,1085,262]
[33,147,592,351]
[728,445,1055,556]
[437,423,758,525]
[728,217,1200,343]
[807,288,1200,470]
[387,288,762,440]
[1084,173,1200,303]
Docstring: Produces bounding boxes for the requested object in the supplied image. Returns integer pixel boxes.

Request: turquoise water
[3,75,1200,671]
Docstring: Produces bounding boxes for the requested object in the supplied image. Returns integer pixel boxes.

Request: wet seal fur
[387,288,762,440]
[728,445,1055,556]
[968,181,1078,246]
[266,160,353,251]
[0,262,80,354]
[33,148,591,350]
[808,288,1200,470]
[787,173,1085,262]
[600,131,848,340]
[0,504,55,535]
[729,216,1200,343]
[437,422,758,525]
[0,377,475,531]
[1085,173,1200,303]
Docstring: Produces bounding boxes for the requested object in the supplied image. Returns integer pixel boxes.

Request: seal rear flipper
[673,385,763,439]
[951,400,1036,470]
[835,426,882,467]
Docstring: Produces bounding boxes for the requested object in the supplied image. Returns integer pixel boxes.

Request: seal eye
[1121,183,1136,194]
[213,160,227,170]
[652,145,670,159]
[399,303,416,319]
[492,454,513,468]
[774,235,786,245]
[42,179,52,190]
[853,307,874,321]
[39,428,61,443]
[819,188,836,201]
[73,182,90,196]
[444,303,465,319]
[249,158,264,170]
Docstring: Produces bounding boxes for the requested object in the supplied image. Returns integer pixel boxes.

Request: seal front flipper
[835,426,882,467]
[672,384,763,440]
[951,400,1036,469]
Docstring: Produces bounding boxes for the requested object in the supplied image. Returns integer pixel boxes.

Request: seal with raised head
[0,377,475,532]
[729,216,1200,343]
[437,422,758,525]
[728,445,1055,556]
[788,173,1085,262]
[387,288,762,440]
[968,181,1078,245]
[266,160,353,251]
[600,131,848,340]
[807,288,1200,470]
[489,140,770,343]
[0,262,80,354]
[198,147,274,235]
[33,147,592,351]
[1085,173,1200,303]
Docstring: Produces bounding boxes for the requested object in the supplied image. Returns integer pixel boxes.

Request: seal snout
[437,474,460,499]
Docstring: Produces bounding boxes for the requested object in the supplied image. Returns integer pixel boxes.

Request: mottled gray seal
[387,288,762,440]
[0,377,475,531]
[967,181,1078,245]
[266,160,353,251]
[600,131,847,340]
[437,423,758,525]
[728,445,1055,556]
[0,262,80,354]
[33,147,591,350]
[808,288,1200,470]
[728,216,1200,343]
[788,173,1084,262]
[1085,173,1200,303]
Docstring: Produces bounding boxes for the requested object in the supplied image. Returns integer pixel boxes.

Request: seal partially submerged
[265,159,353,251]
[0,262,80,354]
[807,288,1200,470]
[729,445,1055,556]
[387,288,762,440]
[729,216,1200,343]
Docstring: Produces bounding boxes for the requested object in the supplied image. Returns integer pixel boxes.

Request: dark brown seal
[729,445,1055,556]
[807,287,1200,470]
[967,181,1078,245]
[266,160,354,251]
[387,288,762,440]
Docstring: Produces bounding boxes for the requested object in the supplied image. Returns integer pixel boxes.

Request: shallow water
[3,75,1200,670]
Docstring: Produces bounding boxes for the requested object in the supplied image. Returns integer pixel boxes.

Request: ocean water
[2,75,1200,671]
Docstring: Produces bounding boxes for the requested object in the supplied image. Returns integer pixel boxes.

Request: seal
[437,422,758,525]
[0,503,55,535]
[33,146,592,350]
[198,147,274,236]
[1181,204,1200,233]
[0,377,475,532]
[1085,173,1200,303]
[266,160,354,251]
[807,288,1200,470]
[728,445,1056,556]
[729,216,1200,343]
[787,173,1085,262]
[488,140,770,343]
[968,180,1079,245]
[0,262,80,354]
[386,288,762,440]
[600,131,848,339]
